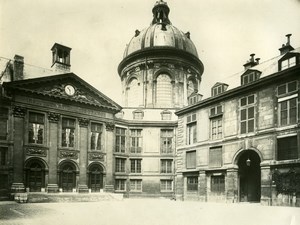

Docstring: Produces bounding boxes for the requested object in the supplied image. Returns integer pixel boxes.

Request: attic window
[281,56,296,71]
[161,110,171,120]
[241,71,259,85]
[212,85,224,97]
[133,110,144,120]
[188,95,198,105]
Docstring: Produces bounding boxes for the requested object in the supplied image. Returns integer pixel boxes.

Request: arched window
[127,78,142,107]
[187,80,195,97]
[156,74,172,107]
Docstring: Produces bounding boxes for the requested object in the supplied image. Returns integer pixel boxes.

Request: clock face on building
[64,84,75,96]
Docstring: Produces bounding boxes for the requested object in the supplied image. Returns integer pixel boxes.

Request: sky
[1,0,300,104]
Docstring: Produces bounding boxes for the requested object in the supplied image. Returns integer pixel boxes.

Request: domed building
[118,0,204,109]
[113,0,204,197]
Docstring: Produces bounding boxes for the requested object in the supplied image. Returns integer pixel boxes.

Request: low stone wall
[27,192,123,203]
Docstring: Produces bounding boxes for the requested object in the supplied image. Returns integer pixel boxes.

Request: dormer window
[211,83,229,97]
[241,71,260,85]
[278,51,299,71]
[281,56,296,70]
[188,93,202,105]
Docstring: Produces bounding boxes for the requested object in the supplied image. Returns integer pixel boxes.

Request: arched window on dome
[127,78,142,107]
[187,80,195,97]
[156,74,172,107]
[187,78,198,97]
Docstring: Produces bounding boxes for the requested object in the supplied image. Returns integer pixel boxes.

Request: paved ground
[0,199,299,225]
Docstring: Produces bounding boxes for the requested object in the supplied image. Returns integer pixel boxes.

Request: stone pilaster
[198,170,207,202]
[260,164,274,206]
[78,120,89,193]
[47,112,60,193]
[11,106,26,196]
[175,173,184,201]
[226,166,238,203]
[104,122,115,192]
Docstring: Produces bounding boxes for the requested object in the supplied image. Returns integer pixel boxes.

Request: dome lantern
[151,0,171,25]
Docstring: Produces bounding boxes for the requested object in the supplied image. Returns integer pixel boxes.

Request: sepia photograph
[1,0,300,224]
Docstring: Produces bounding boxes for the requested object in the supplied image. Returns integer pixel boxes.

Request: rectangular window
[187,123,197,144]
[130,129,142,153]
[90,123,102,150]
[115,179,126,191]
[161,111,171,120]
[160,180,172,191]
[279,98,297,126]
[161,159,172,173]
[211,117,222,140]
[187,177,198,191]
[277,81,298,96]
[133,111,143,120]
[281,57,296,70]
[211,175,225,193]
[240,95,255,134]
[186,151,196,169]
[0,147,7,166]
[209,147,222,168]
[210,105,222,117]
[130,179,142,191]
[115,158,126,172]
[161,129,173,154]
[277,136,298,160]
[242,72,258,85]
[29,112,45,144]
[212,85,223,96]
[130,159,141,173]
[115,127,126,153]
[62,118,75,147]
[0,108,8,140]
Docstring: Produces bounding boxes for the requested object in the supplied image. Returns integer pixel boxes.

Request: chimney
[13,55,24,81]
[279,34,294,55]
[51,43,72,73]
[255,58,260,64]
[243,53,258,70]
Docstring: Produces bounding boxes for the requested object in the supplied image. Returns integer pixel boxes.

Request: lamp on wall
[246,151,251,166]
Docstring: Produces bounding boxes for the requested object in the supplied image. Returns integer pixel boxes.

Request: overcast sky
[1,0,300,104]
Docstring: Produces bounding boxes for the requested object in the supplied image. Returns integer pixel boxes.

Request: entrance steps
[27,192,123,203]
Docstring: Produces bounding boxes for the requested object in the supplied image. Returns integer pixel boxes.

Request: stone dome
[122,0,199,59]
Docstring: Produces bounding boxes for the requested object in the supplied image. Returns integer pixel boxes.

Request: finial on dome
[151,0,171,25]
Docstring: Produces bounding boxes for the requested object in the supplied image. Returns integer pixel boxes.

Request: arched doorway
[59,162,76,192]
[238,150,261,202]
[25,160,45,192]
[88,164,104,192]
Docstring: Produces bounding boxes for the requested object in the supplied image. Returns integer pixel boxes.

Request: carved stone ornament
[12,106,26,117]
[59,150,78,159]
[89,152,104,161]
[26,147,47,157]
[105,122,115,131]
[48,112,60,123]
[78,118,89,127]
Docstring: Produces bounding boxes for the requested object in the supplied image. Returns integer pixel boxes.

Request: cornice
[176,65,300,116]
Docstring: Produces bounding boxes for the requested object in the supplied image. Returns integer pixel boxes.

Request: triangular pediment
[3,73,121,112]
[242,69,261,76]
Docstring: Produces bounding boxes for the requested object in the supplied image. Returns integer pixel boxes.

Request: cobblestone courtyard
[0,199,299,225]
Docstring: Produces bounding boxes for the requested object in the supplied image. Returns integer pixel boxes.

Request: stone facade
[175,47,300,206]
[0,72,121,198]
